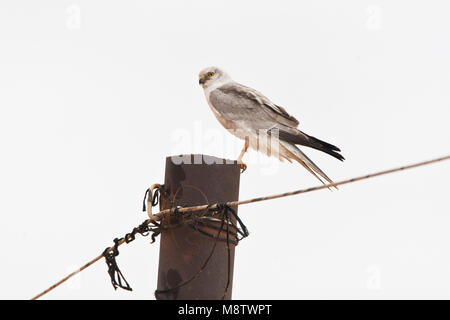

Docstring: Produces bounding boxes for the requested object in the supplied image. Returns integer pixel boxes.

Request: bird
[198,66,344,187]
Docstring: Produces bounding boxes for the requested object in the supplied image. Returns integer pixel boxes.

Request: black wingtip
[332,151,345,162]
[307,135,344,161]
[309,135,341,152]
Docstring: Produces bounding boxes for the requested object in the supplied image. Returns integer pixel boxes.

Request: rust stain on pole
[156,154,241,300]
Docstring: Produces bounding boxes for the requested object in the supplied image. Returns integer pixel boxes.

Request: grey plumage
[199,66,344,186]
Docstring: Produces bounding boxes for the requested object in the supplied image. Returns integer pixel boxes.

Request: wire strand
[30,154,450,300]
[151,154,450,218]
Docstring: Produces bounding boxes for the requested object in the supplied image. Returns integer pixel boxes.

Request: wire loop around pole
[144,184,162,221]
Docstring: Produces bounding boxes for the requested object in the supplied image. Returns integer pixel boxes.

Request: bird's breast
[205,92,246,139]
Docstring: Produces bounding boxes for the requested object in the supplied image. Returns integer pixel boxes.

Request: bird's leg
[236,138,249,173]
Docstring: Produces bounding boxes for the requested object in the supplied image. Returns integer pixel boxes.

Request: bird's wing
[210,82,299,128]
[269,126,345,161]
[208,82,340,188]
[209,82,344,160]
[209,83,277,131]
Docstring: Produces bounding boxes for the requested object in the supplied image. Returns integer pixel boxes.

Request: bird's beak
[199,75,207,85]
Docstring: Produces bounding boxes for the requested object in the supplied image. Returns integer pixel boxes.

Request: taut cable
[30,155,450,300]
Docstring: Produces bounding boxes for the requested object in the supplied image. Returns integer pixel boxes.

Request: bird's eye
[208,72,214,77]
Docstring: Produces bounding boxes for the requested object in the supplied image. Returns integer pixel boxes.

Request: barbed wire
[30,154,450,300]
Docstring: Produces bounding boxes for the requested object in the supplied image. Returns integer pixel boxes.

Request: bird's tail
[280,141,337,190]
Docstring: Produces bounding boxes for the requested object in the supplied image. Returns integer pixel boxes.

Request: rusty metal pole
[156,154,241,300]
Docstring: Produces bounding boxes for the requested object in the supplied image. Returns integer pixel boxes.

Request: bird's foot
[238,161,247,173]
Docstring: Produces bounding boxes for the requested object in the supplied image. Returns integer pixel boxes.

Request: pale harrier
[199,66,344,187]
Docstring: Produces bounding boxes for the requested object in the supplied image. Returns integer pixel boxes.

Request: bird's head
[198,66,231,89]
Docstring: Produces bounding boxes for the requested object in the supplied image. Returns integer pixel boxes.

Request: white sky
[0,0,449,299]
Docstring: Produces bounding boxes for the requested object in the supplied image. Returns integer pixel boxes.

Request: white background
[0,1,449,299]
